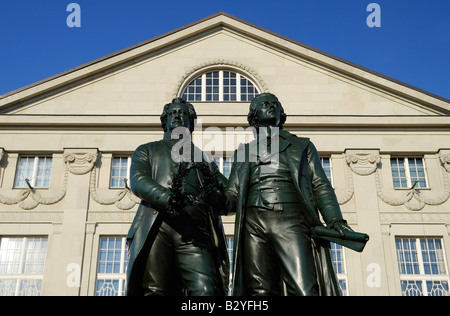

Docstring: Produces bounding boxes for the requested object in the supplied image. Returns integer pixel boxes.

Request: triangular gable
[0,12,448,118]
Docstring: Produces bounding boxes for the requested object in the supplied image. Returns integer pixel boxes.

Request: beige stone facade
[0,13,449,296]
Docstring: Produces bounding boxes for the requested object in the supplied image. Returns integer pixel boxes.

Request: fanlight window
[181,71,259,102]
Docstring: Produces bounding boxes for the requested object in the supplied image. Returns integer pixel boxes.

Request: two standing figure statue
[125,93,369,296]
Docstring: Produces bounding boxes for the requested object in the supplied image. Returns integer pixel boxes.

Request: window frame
[320,156,333,187]
[181,70,260,102]
[95,236,128,296]
[395,237,449,296]
[14,156,53,189]
[0,236,48,296]
[109,156,131,189]
[213,156,234,179]
[390,157,429,189]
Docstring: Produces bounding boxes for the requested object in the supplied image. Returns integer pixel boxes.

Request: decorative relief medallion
[346,153,380,176]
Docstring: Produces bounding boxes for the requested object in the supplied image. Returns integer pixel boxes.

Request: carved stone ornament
[375,154,450,211]
[89,159,140,210]
[0,148,4,179]
[0,149,99,210]
[0,153,68,210]
[63,149,98,175]
[439,151,450,173]
[346,153,380,176]
[334,154,354,205]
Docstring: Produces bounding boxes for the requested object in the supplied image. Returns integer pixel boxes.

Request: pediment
[0,12,448,128]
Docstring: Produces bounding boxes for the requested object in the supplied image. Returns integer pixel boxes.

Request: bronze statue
[126,98,229,296]
[226,93,368,296]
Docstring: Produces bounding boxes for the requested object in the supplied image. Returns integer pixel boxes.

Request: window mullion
[31,157,39,187]
[119,237,126,274]
[219,71,224,102]
[14,237,28,296]
[126,157,131,186]
[416,238,425,275]
[236,74,241,102]
[201,74,206,101]
[404,158,412,188]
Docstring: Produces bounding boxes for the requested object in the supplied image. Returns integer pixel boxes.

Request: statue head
[160,97,197,134]
[247,93,287,129]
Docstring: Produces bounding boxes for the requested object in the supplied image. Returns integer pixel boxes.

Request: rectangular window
[110,157,131,188]
[214,157,234,179]
[226,236,234,295]
[391,157,428,189]
[95,237,128,296]
[331,242,348,295]
[0,237,48,296]
[14,156,52,188]
[320,157,333,186]
[396,237,449,296]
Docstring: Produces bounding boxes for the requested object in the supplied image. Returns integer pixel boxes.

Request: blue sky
[1,0,449,99]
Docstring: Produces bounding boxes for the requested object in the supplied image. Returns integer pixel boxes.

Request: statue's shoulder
[133,140,166,157]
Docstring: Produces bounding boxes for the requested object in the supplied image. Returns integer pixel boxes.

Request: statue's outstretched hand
[329,219,354,237]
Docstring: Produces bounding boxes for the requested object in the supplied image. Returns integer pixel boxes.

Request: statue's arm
[208,160,229,215]
[130,144,172,212]
[224,159,239,216]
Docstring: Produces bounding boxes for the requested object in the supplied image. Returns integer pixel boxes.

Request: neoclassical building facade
[0,12,449,296]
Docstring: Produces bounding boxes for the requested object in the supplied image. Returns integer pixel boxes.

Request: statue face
[166,102,191,132]
[255,94,281,127]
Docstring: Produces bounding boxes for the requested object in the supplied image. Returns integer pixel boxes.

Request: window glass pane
[181,71,259,102]
[240,76,259,101]
[96,237,128,296]
[396,237,449,296]
[14,157,52,188]
[222,157,234,179]
[0,237,47,296]
[96,279,121,296]
[24,237,47,274]
[35,157,52,188]
[401,280,423,296]
[320,157,332,185]
[205,72,220,101]
[408,158,427,188]
[226,237,234,295]
[182,77,202,101]
[0,237,23,274]
[420,238,446,275]
[18,280,42,296]
[426,281,449,296]
[14,157,34,188]
[110,157,129,188]
[223,71,237,101]
[331,242,345,274]
[391,158,408,188]
[0,280,17,296]
[396,238,420,274]
[97,237,124,274]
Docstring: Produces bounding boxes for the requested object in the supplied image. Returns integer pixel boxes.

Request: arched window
[181,70,260,102]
